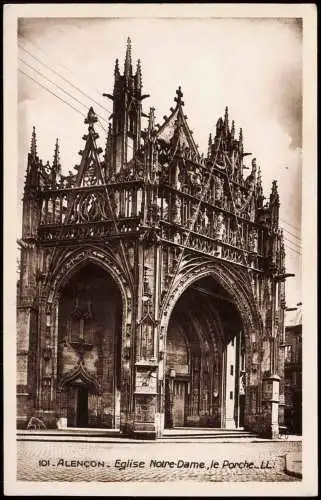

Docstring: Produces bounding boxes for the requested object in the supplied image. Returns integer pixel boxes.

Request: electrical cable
[19,36,111,114]
[19,58,109,126]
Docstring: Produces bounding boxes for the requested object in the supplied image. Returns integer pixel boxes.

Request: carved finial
[174,86,184,106]
[124,37,132,77]
[114,58,120,78]
[30,126,37,159]
[256,166,263,204]
[270,180,279,201]
[52,138,61,172]
[216,117,223,131]
[257,166,262,186]
[105,123,112,160]
[251,157,257,174]
[224,106,229,133]
[208,133,212,157]
[148,107,155,133]
[239,127,243,153]
[269,179,280,211]
[136,58,142,89]
[85,107,98,128]
[231,120,235,138]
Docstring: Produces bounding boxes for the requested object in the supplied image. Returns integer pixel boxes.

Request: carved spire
[124,37,132,77]
[208,133,212,157]
[30,126,37,160]
[174,86,184,107]
[148,107,155,134]
[256,166,264,208]
[257,166,262,191]
[224,106,229,134]
[216,117,223,133]
[251,157,257,175]
[270,180,280,206]
[238,127,243,154]
[104,123,112,162]
[231,120,235,139]
[136,58,142,89]
[114,58,120,78]
[52,138,61,172]
[269,180,280,230]
[25,126,40,194]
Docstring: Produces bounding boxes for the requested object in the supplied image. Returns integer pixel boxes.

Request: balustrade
[39,183,143,227]
[37,171,264,271]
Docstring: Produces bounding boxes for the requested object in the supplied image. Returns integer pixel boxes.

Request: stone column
[262,374,280,438]
[224,338,237,429]
[129,243,160,439]
[17,299,38,428]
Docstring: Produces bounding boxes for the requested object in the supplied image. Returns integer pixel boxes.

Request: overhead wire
[283,238,301,251]
[19,57,109,127]
[284,243,302,256]
[19,35,111,114]
[282,226,301,241]
[19,69,87,119]
[18,53,137,150]
[19,69,108,139]
[280,217,301,232]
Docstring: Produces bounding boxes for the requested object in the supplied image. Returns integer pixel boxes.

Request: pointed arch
[58,360,101,393]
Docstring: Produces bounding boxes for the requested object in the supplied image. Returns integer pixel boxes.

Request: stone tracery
[17,39,286,439]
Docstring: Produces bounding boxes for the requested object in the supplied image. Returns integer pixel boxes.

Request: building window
[230,391,233,400]
[230,365,234,376]
[284,345,292,363]
[127,137,133,161]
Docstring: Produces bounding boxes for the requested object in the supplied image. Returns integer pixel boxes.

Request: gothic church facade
[17,40,287,439]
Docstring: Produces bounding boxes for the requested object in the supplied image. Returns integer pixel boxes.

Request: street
[17,437,301,482]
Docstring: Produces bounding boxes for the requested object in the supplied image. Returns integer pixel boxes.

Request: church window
[127,137,134,161]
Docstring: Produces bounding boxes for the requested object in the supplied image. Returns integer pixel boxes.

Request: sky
[17,16,303,312]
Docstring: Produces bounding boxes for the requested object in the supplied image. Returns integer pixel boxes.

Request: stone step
[17,427,260,443]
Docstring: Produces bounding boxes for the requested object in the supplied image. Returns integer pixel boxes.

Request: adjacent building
[284,308,302,434]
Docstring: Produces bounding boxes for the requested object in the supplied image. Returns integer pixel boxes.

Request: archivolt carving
[40,245,132,372]
[160,256,263,342]
[58,360,101,393]
[42,245,132,308]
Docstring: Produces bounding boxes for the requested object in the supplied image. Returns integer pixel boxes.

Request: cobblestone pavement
[17,439,301,482]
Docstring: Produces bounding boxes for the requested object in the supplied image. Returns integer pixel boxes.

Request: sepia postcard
[3,3,317,497]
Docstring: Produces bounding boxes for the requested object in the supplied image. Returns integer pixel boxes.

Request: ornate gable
[156,87,200,161]
[74,107,104,187]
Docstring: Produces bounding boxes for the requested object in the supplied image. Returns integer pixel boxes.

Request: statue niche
[67,288,94,345]
[58,264,122,380]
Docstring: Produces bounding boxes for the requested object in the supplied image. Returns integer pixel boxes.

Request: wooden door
[172,380,186,427]
[76,387,89,427]
[66,386,77,427]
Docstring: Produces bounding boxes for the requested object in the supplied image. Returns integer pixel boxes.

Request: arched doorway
[56,263,122,428]
[165,276,246,429]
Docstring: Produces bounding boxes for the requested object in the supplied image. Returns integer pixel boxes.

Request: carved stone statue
[215,213,226,241]
[215,176,224,204]
[234,187,242,209]
[172,197,182,225]
[249,230,258,252]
